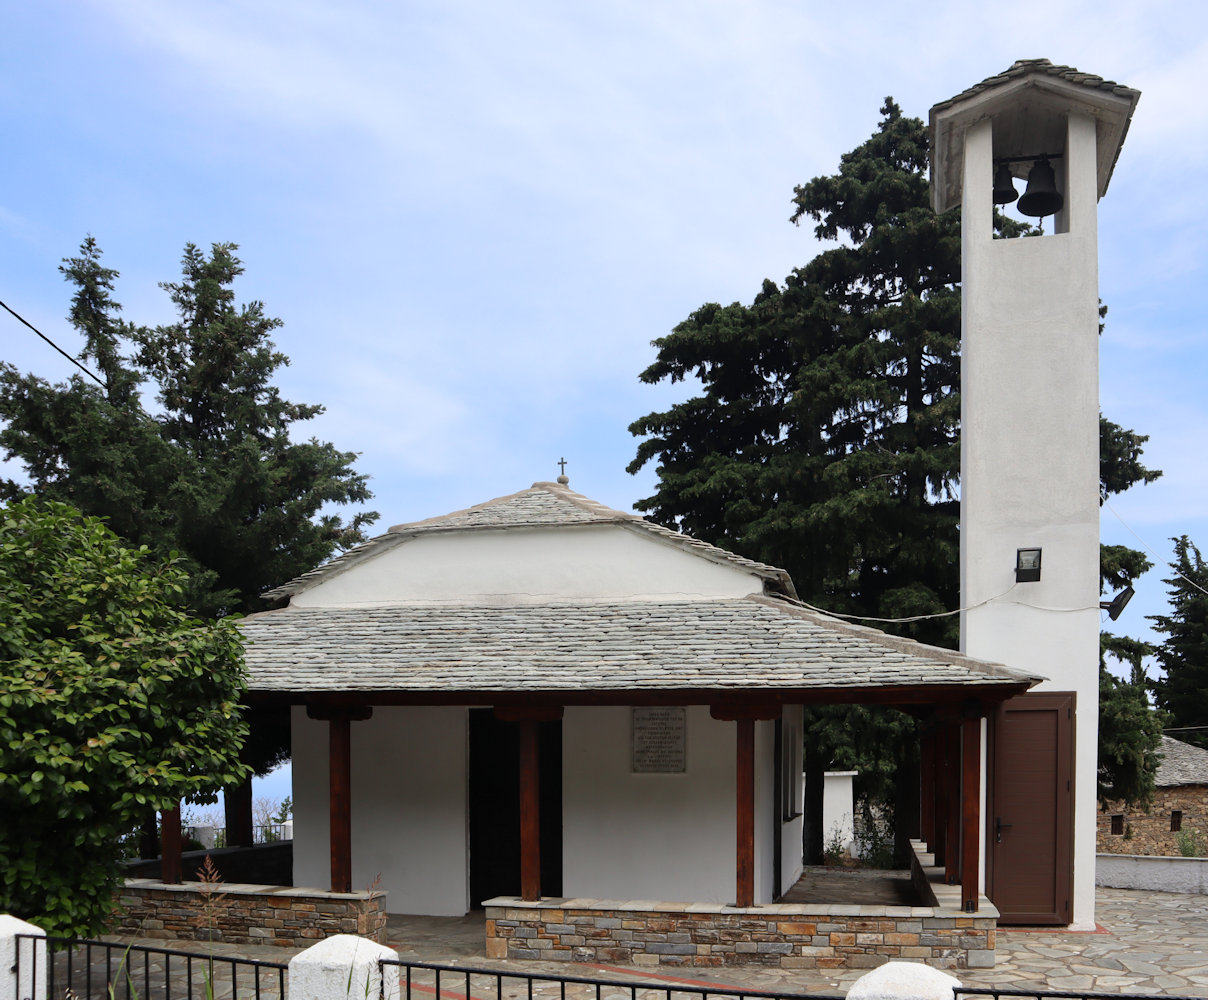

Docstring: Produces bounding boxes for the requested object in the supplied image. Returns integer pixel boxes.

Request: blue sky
[4,0,1206,712]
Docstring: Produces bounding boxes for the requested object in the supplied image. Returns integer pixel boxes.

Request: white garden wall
[1096,853,1208,895]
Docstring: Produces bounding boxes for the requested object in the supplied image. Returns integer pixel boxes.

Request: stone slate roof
[262,482,796,601]
[1157,736,1208,787]
[930,59,1140,115]
[239,594,1042,697]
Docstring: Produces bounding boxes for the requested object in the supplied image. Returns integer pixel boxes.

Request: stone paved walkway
[87,887,1208,998]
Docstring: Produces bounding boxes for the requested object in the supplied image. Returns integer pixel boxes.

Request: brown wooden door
[987,692,1074,924]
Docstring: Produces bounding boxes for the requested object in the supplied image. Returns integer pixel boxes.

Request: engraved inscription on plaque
[632,707,686,773]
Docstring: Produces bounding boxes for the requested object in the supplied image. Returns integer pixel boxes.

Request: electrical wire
[0,297,107,389]
[1103,498,1208,599]
[794,582,1020,623]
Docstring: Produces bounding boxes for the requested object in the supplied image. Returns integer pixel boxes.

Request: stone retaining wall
[113,879,387,947]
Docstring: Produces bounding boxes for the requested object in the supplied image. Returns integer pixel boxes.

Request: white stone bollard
[1,915,47,1000]
[289,934,399,1000]
[847,961,962,1000]
[282,819,294,840]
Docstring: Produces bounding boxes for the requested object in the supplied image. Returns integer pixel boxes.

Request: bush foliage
[0,497,249,937]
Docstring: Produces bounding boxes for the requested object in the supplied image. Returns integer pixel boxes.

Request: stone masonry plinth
[483,899,995,971]
[485,842,996,971]
[113,879,387,947]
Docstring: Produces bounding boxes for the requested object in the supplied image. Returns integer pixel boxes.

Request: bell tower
[930,61,1139,928]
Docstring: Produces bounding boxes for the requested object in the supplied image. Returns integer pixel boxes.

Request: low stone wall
[483,900,994,970]
[1096,853,1208,895]
[113,879,387,947]
[485,841,996,971]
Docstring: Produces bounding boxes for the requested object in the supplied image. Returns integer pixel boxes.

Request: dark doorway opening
[987,691,1074,924]
[468,708,562,907]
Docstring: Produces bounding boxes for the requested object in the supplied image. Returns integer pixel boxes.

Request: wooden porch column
[960,713,983,912]
[944,722,961,885]
[329,714,353,893]
[495,706,564,902]
[736,716,755,907]
[160,801,182,884]
[919,728,936,849]
[711,703,780,908]
[307,704,372,893]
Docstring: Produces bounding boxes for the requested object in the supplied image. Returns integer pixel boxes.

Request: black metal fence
[379,959,843,1000]
[13,935,287,1000]
[377,962,1196,1000]
[959,992,1204,1000]
[13,939,1195,1000]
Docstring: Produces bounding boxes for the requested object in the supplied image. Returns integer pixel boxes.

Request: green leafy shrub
[0,498,250,937]
[1175,829,1207,858]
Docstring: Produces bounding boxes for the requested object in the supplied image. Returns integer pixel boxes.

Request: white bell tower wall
[960,111,1101,928]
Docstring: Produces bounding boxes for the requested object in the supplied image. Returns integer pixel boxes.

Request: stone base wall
[1098,786,1208,856]
[484,900,994,971]
[113,879,387,947]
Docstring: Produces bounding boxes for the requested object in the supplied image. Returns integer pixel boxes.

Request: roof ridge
[931,58,1140,115]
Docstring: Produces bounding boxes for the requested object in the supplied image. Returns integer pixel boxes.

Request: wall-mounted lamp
[1100,586,1135,621]
[1016,547,1042,583]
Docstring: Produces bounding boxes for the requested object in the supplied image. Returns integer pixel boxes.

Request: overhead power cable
[1103,499,1208,599]
[0,297,107,389]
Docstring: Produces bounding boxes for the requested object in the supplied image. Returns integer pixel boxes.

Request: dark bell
[993,164,1018,205]
[1017,156,1063,218]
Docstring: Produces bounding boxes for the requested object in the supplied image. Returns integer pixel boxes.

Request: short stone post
[289,934,399,1000]
[847,961,962,1000]
[1,915,47,1000]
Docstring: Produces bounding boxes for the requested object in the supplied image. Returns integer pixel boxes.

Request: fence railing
[379,958,839,1000]
[13,938,1196,1000]
[958,991,1204,1000]
[14,934,287,1000]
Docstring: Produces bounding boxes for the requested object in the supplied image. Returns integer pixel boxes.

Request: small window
[1111,814,1124,835]
[1172,810,1183,832]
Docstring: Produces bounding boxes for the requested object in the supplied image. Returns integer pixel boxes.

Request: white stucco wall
[960,113,1101,928]
[291,525,765,607]
[779,705,805,894]
[562,705,742,904]
[291,705,469,915]
[822,771,857,856]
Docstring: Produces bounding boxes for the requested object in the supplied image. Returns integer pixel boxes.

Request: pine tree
[1150,536,1208,750]
[631,99,963,647]
[1099,633,1165,807]
[0,238,378,620]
